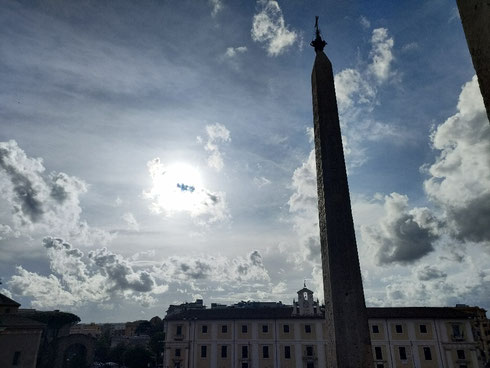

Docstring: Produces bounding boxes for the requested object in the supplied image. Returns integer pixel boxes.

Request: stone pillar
[456,0,490,122]
[311,49,373,367]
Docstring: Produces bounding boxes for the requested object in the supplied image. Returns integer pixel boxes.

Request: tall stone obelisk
[311,18,373,367]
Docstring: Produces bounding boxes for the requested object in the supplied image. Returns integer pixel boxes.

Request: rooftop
[0,293,21,307]
[165,305,475,321]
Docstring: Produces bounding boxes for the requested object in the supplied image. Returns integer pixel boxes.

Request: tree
[123,346,153,368]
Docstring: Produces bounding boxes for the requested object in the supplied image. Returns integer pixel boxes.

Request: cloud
[361,193,441,265]
[417,265,447,281]
[334,69,376,111]
[423,76,490,245]
[224,46,247,58]
[0,224,20,240]
[221,46,248,70]
[402,42,419,53]
[251,0,297,56]
[7,237,168,308]
[0,140,111,245]
[209,0,223,16]
[368,28,395,83]
[362,76,489,266]
[155,250,271,286]
[122,212,139,231]
[359,16,371,29]
[201,123,231,171]
[143,158,229,224]
[332,28,399,168]
[287,150,320,262]
[253,176,271,188]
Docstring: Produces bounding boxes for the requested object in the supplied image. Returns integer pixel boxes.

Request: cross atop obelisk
[310,17,373,367]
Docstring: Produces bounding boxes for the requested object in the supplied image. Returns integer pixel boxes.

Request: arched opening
[63,343,87,368]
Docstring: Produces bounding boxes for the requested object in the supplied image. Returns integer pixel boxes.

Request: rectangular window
[395,324,403,333]
[283,324,290,333]
[12,352,21,366]
[262,325,268,333]
[242,345,248,359]
[306,346,313,356]
[241,325,248,333]
[201,346,207,358]
[457,349,465,360]
[307,363,314,368]
[372,325,379,333]
[201,325,208,333]
[175,348,181,357]
[263,346,269,358]
[453,324,462,337]
[399,347,407,360]
[305,324,312,333]
[420,324,427,333]
[285,346,291,359]
[376,365,384,368]
[221,345,227,358]
[176,325,182,335]
[423,347,432,360]
[221,325,227,333]
[241,363,248,368]
[375,347,383,360]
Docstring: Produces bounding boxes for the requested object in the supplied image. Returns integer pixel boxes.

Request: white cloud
[251,0,297,56]
[423,76,490,244]
[402,42,419,52]
[359,16,371,29]
[361,76,489,267]
[331,27,400,168]
[0,224,20,240]
[334,68,376,111]
[368,28,395,84]
[224,46,247,58]
[253,176,271,188]
[0,140,111,246]
[156,250,270,284]
[8,237,168,308]
[122,212,139,231]
[287,150,320,263]
[221,46,248,70]
[202,123,231,171]
[209,0,223,17]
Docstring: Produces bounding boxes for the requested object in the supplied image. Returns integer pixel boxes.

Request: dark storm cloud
[361,193,441,265]
[179,260,212,279]
[417,265,447,281]
[0,140,86,228]
[447,193,490,243]
[89,247,156,293]
[0,140,47,223]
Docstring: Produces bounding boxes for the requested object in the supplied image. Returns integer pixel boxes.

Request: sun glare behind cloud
[145,160,204,214]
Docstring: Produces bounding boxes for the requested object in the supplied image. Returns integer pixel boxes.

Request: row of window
[374,346,466,361]
[372,323,428,334]
[176,344,313,359]
[372,323,464,338]
[176,323,312,335]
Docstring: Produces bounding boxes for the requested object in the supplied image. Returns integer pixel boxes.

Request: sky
[0,0,489,323]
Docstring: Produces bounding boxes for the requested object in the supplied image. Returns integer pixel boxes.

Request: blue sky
[1,0,489,322]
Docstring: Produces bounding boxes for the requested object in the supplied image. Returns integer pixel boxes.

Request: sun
[148,162,204,213]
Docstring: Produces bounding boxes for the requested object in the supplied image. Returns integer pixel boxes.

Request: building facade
[163,288,486,368]
[0,293,44,368]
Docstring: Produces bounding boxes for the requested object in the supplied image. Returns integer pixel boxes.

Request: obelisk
[311,18,373,367]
